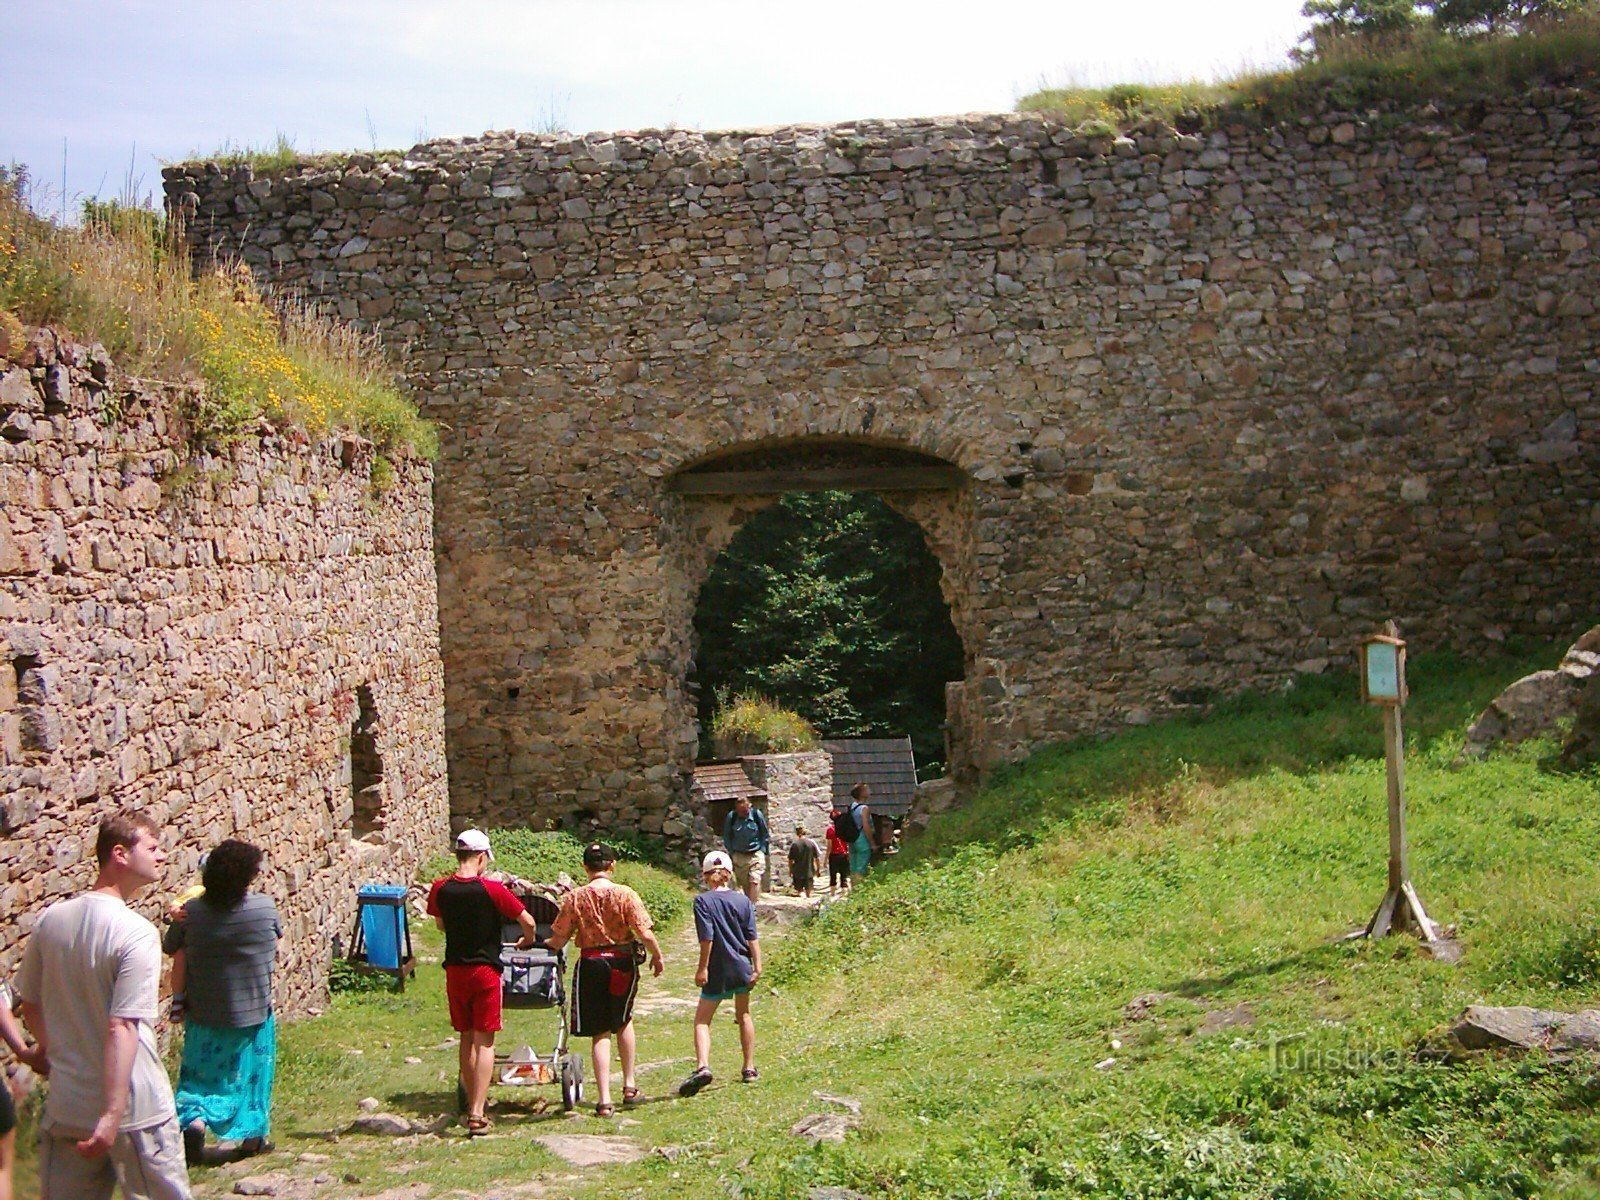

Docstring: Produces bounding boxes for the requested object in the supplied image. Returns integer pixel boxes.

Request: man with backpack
[722,795,770,903]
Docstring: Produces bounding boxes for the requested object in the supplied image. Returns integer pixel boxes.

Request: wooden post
[1361,623,1440,944]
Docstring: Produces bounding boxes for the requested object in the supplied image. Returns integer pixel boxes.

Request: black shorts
[0,1076,15,1137]
[828,854,850,886]
[570,954,640,1038]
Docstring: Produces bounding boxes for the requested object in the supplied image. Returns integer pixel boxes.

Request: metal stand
[348,891,417,991]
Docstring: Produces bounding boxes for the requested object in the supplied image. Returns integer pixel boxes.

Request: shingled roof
[690,760,766,803]
[823,737,918,817]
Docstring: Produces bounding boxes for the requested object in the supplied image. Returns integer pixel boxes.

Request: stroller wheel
[560,1054,584,1112]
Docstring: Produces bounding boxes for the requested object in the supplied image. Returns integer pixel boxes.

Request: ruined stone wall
[741,751,832,887]
[0,330,449,1013]
[167,89,1600,833]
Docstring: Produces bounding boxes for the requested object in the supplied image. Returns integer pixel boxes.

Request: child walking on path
[787,826,822,898]
[678,851,762,1096]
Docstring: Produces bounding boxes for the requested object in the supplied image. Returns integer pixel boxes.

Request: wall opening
[349,685,386,842]
[690,490,964,774]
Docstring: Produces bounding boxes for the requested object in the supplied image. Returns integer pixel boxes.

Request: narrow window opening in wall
[507,686,521,700]
[9,655,57,760]
[349,685,386,843]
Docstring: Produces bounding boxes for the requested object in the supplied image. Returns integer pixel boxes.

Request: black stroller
[456,890,586,1112]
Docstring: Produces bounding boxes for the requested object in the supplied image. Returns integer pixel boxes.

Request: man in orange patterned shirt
[546,843,664,1117]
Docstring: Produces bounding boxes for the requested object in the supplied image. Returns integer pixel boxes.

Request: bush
[710,692,820,757]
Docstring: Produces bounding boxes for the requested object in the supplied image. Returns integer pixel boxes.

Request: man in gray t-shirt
[15,809,191,1200]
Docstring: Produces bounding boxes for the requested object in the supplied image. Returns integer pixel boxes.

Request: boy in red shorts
[426,829,538,1135]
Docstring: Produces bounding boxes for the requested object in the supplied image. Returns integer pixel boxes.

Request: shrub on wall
[709,692,821,758]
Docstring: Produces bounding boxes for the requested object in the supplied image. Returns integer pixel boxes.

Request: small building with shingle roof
[823,737,918,818]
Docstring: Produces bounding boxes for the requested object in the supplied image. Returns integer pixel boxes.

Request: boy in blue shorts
[678,851,762,1095]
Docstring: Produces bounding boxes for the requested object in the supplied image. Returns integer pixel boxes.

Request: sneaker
[741,1067,760,1083]
[677,1066,713,1097]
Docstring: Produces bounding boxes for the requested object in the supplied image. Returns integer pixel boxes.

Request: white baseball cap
[701,850,733,873]
[454,829,493,859]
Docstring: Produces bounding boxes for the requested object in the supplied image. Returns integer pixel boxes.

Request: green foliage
[692,491,964,772]
[327,957,399,995]
[709,691,820,756]
[202,133,304,173]
[1019,8,1600,126]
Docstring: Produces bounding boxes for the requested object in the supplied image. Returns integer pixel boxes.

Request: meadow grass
[1019,14,1600,131]
[32,645,1595,1199]
[0,168,435,458]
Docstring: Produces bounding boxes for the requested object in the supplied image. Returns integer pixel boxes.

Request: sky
[4,0,1312,214]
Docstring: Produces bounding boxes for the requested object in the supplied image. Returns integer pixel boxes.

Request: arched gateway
[168,103,1600,840]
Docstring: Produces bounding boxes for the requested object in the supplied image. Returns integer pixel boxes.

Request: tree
[1423,0,1591,34]
[1298,0,1421,58]
[691,492,965,774]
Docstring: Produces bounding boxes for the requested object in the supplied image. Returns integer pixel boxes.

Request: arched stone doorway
[659,437,985,786]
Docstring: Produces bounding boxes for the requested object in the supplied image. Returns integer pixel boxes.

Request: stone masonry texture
[166,92,1600,835]
[0,329,450,1013]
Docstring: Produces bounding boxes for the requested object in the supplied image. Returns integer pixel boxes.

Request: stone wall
[166,89,1600,833]
[0,329,449,1013]
[741,750,832,887]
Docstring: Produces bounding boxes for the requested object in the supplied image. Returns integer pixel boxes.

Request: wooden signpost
[1359,622,1442,944]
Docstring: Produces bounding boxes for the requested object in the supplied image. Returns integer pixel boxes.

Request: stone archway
[659,436,986,785]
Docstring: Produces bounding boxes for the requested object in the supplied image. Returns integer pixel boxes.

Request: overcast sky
[4,0,1312,214]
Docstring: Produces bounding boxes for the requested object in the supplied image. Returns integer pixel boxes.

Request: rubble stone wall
[166,90,1600,833]
[741,750,833,886]
[0,331,450,1013]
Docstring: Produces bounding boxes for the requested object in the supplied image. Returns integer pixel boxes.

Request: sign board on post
[1358,622,1441,946]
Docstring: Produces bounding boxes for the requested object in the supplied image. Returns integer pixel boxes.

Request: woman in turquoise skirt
[164,839,282,1164]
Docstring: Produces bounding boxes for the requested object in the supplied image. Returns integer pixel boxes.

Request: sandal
[741,1067,760,1083]
[464,1115,492,1137]
[594,1102,616,1118]
[622,1086,642,1105]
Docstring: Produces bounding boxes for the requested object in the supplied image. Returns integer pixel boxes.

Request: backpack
[833,803,861,844]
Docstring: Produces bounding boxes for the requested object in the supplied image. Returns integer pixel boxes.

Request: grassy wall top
[0,168,435,459]
[1019,15,1600,133]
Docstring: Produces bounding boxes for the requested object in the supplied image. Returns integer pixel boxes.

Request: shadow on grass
[895,647,1560,871]
[1150,939,1358,1001]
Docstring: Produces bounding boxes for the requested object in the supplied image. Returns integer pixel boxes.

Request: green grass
[30,646,1595,1199]
[1019,14,1600,131]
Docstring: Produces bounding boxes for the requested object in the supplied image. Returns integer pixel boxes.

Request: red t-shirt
[426,875,525,968]
[825,825,849,858]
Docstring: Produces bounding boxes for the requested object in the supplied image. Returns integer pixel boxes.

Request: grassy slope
[580,647,1600,1200]
[1017,16,1600,131]
[150,646,1600,1200]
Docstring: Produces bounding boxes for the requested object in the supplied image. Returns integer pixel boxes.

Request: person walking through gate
[678,851,762,1097]
[14,809,193,1200]
[787,826,821,898]
[839,783,876,879]
[426,829,540,1136]
[722,795,770,903]
[545,843,665,1117]
[824,814,852,894]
